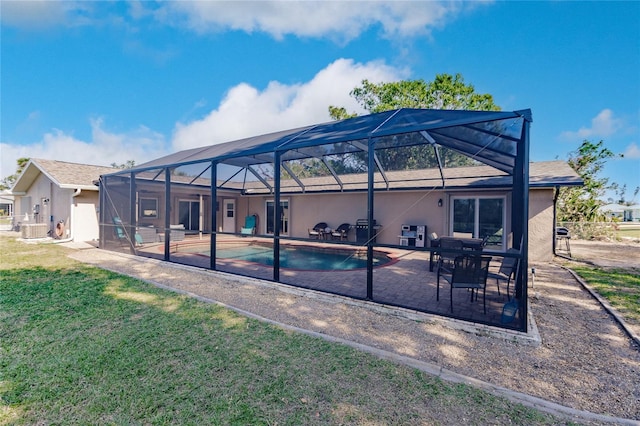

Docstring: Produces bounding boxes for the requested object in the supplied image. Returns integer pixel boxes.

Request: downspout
[52,188,81,243]
[552,186,560,256]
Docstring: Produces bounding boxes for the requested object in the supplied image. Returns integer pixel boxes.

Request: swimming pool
[188,244,392,270]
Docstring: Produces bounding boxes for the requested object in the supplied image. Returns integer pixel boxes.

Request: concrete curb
[561,265,640,349]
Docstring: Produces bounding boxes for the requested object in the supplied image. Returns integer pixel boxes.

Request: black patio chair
[437,238,464,273]
[308,222,328,239]
[438,254,492,314]
[487,248,520,298]
[331,223,351,241]
[435,238,464,300]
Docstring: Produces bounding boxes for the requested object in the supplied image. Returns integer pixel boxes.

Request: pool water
[211,245,390,270]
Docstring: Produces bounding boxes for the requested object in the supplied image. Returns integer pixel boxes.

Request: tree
[557,140,621,223]
[0,157,30,190]
[110,160,136,169]
[334,74,501,117]
[610,182,640,205]
[327,73,501,171]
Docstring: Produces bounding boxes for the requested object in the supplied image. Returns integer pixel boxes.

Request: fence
[558,221,640,242]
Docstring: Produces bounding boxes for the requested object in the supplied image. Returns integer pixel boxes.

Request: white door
[222,199,236,233]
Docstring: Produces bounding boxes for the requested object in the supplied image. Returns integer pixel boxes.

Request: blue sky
[2,1,639,201]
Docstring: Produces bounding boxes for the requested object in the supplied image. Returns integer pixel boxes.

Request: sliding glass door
[178,200,200,231]
[451,196,505,250]
[265,199,289,235]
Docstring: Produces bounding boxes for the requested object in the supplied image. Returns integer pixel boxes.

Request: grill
[355,219,379,244]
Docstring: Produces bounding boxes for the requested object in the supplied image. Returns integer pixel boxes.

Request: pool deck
[133,235,521,329]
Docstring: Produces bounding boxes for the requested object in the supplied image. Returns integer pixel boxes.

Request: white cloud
[149,1,481,42]
[171,58,406,151]
[560,109,624,140]
[0,0,93,29]
[0,119,169,179]
[3,1,488,41]
[1,58,404,179]
[623,142,640,159]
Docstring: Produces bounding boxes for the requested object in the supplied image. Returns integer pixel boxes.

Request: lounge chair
[113,217,142,247]
[241,215,257,236]
[331,223,351,241]
[308,222,328,239]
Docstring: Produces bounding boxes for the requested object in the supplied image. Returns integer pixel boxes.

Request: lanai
[99,108,532,331]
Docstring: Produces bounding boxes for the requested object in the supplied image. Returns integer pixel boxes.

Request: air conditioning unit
[21,223,49,239]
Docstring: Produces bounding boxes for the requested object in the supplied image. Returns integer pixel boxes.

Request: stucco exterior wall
[234,188,555,262]
[237,190,472,245]
[15,173,72,235]
[527,188,555,262]
[110,182,555,261]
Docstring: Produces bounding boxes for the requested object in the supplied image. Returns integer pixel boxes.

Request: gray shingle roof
[11,159,117,192]
[123,160,582,195]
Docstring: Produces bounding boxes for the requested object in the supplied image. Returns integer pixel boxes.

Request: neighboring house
[600,203,640,222]
[623,204,640,222]
[0,191,14,216]
[600,203,626,220]
[9,159,116,242]
[0,191,15,231]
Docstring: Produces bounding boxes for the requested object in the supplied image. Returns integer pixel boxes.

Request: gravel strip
[68,246,640,422]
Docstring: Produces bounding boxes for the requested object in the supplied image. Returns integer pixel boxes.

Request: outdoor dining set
[432,235,520,318]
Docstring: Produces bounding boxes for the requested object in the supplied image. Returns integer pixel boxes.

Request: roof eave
[59,184,100,191]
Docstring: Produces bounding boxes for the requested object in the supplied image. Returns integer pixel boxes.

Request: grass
[0,235,568,425]
[571,266,640,328]
[616,227,640,239]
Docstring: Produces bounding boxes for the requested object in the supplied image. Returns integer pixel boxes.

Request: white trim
[449,194,507,250]
[265,198,290,236]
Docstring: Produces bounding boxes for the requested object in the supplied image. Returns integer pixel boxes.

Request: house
[600,203,640,222]
[624,204,640,222]
[100,160,579,262]
[9,159,116,241]
[0,191,14,231]
[600,203,626,220]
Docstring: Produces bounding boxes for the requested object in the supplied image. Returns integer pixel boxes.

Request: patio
[130,234,520,329]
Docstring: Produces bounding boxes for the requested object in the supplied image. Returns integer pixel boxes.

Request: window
[451,196,505,250]
[140,198,158,219]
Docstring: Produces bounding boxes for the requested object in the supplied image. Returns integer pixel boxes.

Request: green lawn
[571,266,640,328]
[0,235,567,425]
[616,227,640,239]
